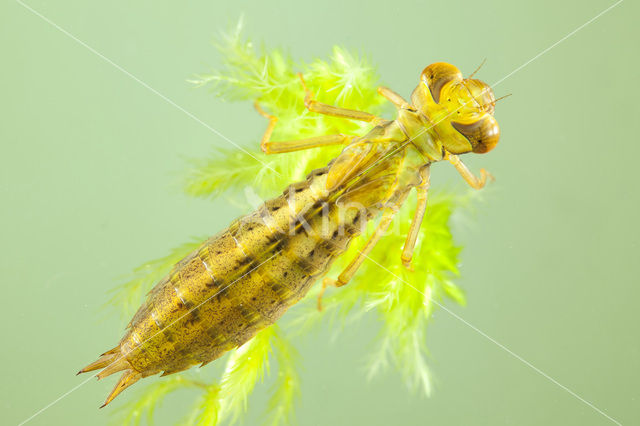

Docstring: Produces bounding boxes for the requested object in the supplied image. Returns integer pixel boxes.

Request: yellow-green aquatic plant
[109,22,474,425]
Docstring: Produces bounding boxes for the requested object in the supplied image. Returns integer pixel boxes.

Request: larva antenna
[487,93,512,108]
[468,58,487,79]
[493,93,512,103]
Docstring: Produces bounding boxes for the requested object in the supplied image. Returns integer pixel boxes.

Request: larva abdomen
[81,165,376,406]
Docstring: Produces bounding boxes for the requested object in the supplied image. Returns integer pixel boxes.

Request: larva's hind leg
[401,165,431,270]
[298,73,386,125]
[254,101,355,154]
[317,190,411,311]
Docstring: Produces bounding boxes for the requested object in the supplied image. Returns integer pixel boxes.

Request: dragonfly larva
[79,62,500,407]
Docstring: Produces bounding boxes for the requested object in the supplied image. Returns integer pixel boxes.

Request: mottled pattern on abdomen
[120,166,376,377]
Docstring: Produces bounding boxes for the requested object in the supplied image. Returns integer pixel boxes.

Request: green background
[2,0,638,424]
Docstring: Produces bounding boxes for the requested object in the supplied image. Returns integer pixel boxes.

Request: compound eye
[451,115,500,154]
[421,62,463,103]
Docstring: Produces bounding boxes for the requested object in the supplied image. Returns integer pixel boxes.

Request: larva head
[411,62,500,155]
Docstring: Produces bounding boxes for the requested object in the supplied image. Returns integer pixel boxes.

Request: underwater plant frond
[359,194,467,396]
[284,193,468,397]
[307,46,381,108]
[189,18,298,105]
[217,326,275,424]
[184,383,221,426]
[183,148,275,199]
[116,375,206,426]
[265,326,300,426]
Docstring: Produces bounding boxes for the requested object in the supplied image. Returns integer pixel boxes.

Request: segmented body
[98,115,412,388]
[123,163,382,377]
[81,62,501,407]
[82,119,411,406]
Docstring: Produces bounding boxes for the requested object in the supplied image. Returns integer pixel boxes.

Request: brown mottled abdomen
[119,166,375,378]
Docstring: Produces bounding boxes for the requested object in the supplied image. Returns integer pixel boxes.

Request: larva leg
[401,165,431,270]
[254,101,355,154]
[377,86,411,109]
[298,73,386,125]
[317,191,410,310]
[264,135,355,154]
[446,152,493,189]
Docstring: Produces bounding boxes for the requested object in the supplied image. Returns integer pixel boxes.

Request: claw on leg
[446,152,494,189]
[401,260,415,272]
[479,168,495,187]
[297,72,314,109]
[254,100,278,153]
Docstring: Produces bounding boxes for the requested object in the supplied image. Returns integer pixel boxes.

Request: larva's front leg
[377,86,411,109]
[446,152,493,189]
